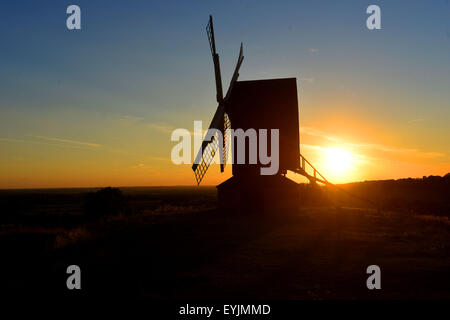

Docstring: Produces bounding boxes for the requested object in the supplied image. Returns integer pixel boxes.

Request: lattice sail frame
[193,113,231,185]
[222,112,231,168]
[193,128,223,185]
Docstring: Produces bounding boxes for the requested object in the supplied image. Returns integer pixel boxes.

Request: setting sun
[325,148,354,175]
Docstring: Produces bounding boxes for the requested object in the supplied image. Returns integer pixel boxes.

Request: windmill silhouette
[192,16,329,211]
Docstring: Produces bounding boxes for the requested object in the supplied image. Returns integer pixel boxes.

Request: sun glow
[325,148,354,175]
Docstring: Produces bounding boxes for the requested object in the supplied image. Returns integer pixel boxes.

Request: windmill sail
[206,15,224,104]
[192,25,244,185]
[221,44,243,171]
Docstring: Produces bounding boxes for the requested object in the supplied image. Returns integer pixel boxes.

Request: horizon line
[1,174,448,191]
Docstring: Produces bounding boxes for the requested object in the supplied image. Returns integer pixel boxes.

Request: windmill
[193,16,329,211]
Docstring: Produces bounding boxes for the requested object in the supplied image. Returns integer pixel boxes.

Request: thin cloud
[301,143,327,151]
[344,141,445,158]
[120,115,145,122]
[301,143,369,163]
[130,163,146,169]
[300,126,340,142]
[148,123,205,137]
[308,48,319,54]
[409,118,425,123]
[148,123,176,134]
[300,126,446,159]
[0,137,85,149]
[150,156,171,162]
[130,157,171,169]
[30,135,101,147]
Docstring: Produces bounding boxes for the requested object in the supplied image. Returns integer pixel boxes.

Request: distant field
[0,186,217,226]
[0,182,449,299]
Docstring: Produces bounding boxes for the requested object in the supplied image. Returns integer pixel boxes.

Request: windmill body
[217,78,301,211]
[225,78,300,178]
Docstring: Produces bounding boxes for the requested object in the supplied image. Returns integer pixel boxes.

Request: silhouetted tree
[84,187,126,219]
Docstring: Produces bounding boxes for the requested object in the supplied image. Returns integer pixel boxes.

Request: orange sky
[1,102,448,189]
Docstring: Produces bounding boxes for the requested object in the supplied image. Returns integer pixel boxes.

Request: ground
[1,187,448,299]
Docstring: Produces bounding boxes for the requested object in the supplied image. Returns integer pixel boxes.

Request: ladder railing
[296,154,329,185]
[296,154,377,206]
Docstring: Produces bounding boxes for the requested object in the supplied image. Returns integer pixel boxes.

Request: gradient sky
[1,0,449,188]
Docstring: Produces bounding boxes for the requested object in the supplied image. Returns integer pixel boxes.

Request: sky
[0,0,449,188]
